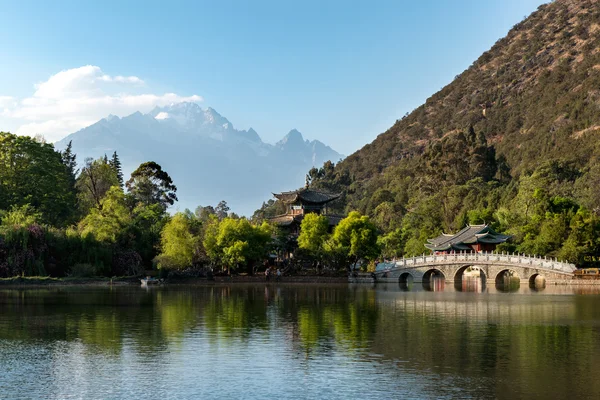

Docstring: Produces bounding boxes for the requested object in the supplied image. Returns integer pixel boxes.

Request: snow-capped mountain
[55,102,343,215]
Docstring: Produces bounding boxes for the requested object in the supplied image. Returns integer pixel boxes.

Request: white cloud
[0,96,14,106]
[3,65,202,142]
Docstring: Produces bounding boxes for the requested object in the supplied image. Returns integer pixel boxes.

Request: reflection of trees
[202,286,269,339]
[0,286,380,356]
[275,287,379,355]
[4,286,600,398]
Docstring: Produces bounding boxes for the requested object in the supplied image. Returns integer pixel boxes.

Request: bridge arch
[495,268,521,281]
[529,273,546,289]
[399,272,414,285]
[422,269,446,291]
[454,265,486,292]
[453,265,487,281]
[495,269,521,291]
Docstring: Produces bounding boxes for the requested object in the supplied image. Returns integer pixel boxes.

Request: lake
[1,283,600,399]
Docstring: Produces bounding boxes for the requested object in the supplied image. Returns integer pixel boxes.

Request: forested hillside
[307,0,600,265]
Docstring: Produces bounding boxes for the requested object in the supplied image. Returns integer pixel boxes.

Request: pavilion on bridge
[425,224,510,254]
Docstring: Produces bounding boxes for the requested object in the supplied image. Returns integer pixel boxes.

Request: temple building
[269,186,344,235]
[425,224,510,254]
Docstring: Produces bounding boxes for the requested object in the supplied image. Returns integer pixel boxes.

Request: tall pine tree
[109,151,124,188]
[61,140,78,181]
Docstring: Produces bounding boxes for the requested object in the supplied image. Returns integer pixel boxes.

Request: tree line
[0,131,380,278]
[2,125,599,278]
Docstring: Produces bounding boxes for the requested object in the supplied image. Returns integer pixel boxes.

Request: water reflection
[422,269,445,291]
[495,269,521,292]
[454,266,486,293]
[1,285,600,399]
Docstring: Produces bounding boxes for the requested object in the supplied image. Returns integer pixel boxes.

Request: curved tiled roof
[425,224,510,251]
[273,188,341,204]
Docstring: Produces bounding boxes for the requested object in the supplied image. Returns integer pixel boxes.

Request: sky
[0,0,546,155]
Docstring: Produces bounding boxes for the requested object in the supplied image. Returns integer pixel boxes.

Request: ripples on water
[1,284,600,399]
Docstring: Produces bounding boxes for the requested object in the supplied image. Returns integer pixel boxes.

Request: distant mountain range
[55,102,343,215]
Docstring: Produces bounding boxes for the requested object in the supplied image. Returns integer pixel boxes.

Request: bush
[69,263,96,278]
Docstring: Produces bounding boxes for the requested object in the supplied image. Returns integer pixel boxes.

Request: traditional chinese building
[269,186,344,235]
[425,224,510,254]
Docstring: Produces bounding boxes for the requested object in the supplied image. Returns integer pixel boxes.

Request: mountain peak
[277,129,305,146]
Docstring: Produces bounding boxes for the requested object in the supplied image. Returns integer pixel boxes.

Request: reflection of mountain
[55,102,343,215]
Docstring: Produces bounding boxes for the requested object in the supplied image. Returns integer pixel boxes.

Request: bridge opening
[422,269,445,292]
[495,269,520,292]
[399,272,414,291]
[454,266,486,293]
[529,274,546,290]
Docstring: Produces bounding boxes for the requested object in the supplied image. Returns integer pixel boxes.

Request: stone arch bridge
[353,252,576,285]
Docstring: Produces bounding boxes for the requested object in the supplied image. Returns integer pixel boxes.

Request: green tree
[204,217,272,274]
[76,157,120,213]
[155,213,198,270]
[378,228,404,259]
[78,186,132,243]
[326,211,380,270]
[109,151,124,188]
[0,204,42,227]
[0,132,76,226]
[126,161,177,211]
[297,213,330,260]
[61,140,78,183]
[215,200,230,220]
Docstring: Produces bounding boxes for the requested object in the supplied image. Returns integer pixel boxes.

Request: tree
[155,213,198,270]
[378,228,404,259]
[76,157,120,212]
[203,217,272,274]
[195,205,216,222]
[251,199,286,223]
[78,186,132,243]
[215,200,230,220]
[0,204,42,227]
[298,213,330,260]
[126,161,177,211]
[61,140,78,182]
[109,151,124,188]
[326,211,380,271]
[0,132,76,226]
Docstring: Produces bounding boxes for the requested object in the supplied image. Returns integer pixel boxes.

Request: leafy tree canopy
[126,161,177,211]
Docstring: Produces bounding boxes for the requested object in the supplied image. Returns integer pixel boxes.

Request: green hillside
[309,0,600,265]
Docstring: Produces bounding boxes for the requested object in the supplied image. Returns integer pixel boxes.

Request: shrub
[69,263,96,278]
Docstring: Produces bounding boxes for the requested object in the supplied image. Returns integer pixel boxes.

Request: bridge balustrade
[381,251,576,275]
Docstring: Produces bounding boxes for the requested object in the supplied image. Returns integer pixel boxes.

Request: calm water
[1,283,600,399]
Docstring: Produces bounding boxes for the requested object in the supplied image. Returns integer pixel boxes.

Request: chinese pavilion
[425,224,510,254]
[269,186,343,235]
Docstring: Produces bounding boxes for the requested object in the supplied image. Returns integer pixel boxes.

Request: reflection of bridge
[351,252,576,285]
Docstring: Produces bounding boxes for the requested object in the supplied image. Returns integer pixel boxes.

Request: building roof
[269,213,345,227]
[273,188,341,205]
[425,224,510,251]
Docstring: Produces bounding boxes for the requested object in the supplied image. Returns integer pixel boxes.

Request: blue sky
[0,0,546,154]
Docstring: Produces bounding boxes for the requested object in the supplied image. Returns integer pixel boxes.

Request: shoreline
[0,275,350,287]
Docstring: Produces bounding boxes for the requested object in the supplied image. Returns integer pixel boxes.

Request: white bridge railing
[376,252,576,275]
